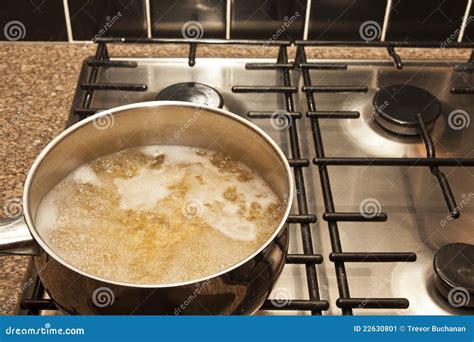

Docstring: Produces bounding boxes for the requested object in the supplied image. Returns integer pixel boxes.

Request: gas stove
[16,40,474,315]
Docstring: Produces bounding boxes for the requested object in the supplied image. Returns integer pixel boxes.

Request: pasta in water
[35,145,284,284]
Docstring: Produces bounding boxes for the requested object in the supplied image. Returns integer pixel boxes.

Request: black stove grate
[15,38,474,315]
[295,43,474,314]
[232,45,329,314]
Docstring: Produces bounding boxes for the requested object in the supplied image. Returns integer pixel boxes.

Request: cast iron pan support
[387,46,403,69]
[233,44,330,315]
[296,44,416,315]
[416,113,460,218]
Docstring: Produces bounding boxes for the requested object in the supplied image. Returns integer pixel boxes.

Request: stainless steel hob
[16,41,474,316]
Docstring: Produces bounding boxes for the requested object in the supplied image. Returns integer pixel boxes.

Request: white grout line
[63,0,73,42]
[303,0,312,40]
[381,0,392,41]
[226,0,231,39]
[145,0,152,38]
[458,0,472,42]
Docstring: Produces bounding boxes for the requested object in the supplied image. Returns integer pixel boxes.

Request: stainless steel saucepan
[0,101,294,315]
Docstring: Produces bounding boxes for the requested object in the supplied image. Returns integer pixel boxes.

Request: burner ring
[433,243,474,308]
[373,84,441,135]
[156,82,224,108]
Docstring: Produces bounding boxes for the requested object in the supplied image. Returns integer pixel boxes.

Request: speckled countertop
[0,43,470,314]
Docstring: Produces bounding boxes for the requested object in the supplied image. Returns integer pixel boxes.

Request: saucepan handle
[0,217,41,256]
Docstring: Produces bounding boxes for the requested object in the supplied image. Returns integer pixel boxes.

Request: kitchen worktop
[0,42,470,314]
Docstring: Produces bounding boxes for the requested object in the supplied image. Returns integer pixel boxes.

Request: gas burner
[433,243,474,309]
[373,84,441,135]
[156,82,224,108]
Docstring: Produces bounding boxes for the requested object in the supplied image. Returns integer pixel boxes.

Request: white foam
[72,165,102,187]
[114,168,174,210]
[132,147,270,241]
[181,162,278,241]
[140,145,163,157]
[204,208,257,241]
[142,145,209,165]
[35,191,58,236]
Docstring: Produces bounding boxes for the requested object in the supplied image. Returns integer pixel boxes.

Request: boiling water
[35,145,284,284]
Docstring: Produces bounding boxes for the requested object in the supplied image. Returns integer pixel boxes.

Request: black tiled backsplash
[0,0,68,41]
[0,0,472,43]
[386,0,468,42]
[68,0,147,40]
[151,0,226,38]
[308,0,387,41]
[230,0,306,40]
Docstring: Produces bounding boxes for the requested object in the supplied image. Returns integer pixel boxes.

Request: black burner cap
[433,243,474,308]
[373,84,441,135]
[156,82,224,108]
